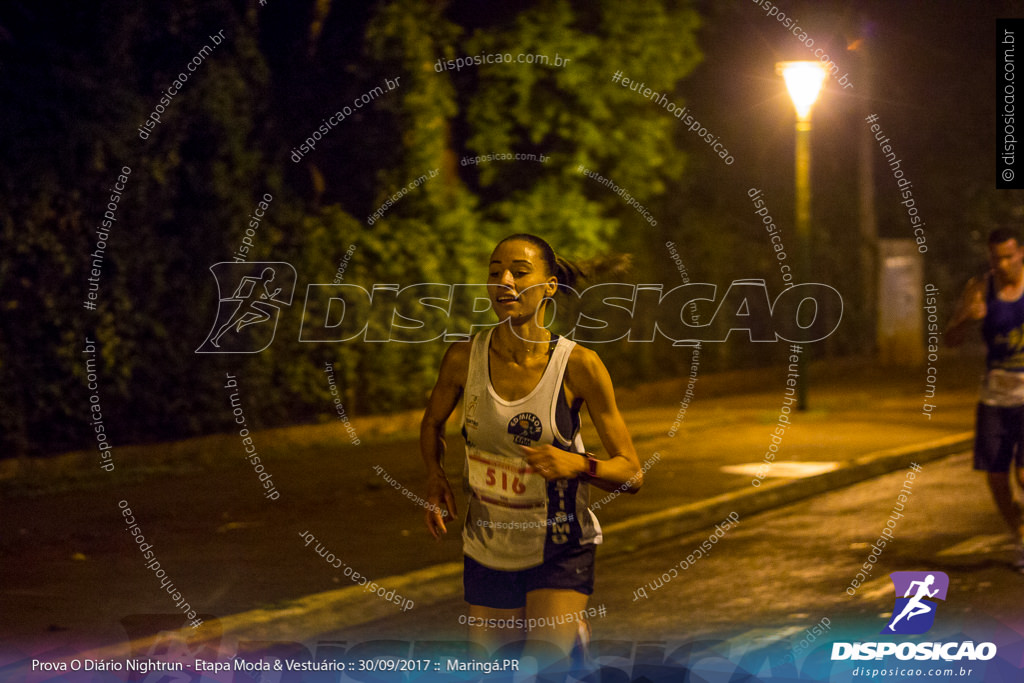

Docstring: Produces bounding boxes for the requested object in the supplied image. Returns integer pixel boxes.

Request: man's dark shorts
[974,402,1024,472]
[464,543,596,609]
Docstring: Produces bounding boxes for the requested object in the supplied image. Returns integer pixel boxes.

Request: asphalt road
[0,354,986,660]
[312,451,1023,682]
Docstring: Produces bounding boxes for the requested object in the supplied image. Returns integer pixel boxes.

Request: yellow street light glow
[777,61,828,121]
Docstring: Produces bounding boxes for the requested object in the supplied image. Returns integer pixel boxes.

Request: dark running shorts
[974,402,1024,473]
[463,544,596,609]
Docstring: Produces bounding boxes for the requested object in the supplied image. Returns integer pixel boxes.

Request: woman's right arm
[420,341,471,539]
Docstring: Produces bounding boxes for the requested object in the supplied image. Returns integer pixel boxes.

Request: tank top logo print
[994,326,1024,358]
[465,395,479,429]
[508,412,543,445]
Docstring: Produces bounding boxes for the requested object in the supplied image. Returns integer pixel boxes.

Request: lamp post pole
[794,114,812,410]
[777,61,827,411]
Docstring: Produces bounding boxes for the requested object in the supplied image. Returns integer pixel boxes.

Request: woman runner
[420,233,643,661]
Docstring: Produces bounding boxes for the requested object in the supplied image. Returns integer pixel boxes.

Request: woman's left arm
[524,346,643,493]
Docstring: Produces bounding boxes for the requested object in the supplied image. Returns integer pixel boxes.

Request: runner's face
[487,240,557,323]
[989,239,1024,282]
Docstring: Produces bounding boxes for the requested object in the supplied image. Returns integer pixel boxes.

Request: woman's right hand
[425,472,457,540]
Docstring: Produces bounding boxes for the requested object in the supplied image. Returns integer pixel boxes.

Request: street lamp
[776,60,827,411]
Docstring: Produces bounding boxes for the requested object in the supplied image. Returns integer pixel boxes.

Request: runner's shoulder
[565,343,609,388]
[440,338,473,375]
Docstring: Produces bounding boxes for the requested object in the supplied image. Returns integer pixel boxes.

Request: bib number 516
[485,468,527,494]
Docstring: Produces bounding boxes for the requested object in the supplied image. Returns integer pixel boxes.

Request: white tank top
[461,327,602,570]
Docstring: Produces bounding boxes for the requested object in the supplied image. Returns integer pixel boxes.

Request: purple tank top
[983,276,1024,370]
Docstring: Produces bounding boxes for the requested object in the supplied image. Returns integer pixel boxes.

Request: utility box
[877,239,924,365]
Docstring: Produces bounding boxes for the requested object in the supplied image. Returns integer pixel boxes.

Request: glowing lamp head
[777,61,828,121]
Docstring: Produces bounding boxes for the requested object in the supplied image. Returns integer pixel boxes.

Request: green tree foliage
[446,0,704,379]
[1,0,706,457]
[0,1,280,454]
[461,0,701,254]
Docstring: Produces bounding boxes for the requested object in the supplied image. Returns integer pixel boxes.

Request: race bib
[981,368,1024,407]
[466,449,546,507]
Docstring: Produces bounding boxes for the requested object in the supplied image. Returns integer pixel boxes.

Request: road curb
[82,432,973,658]
[608,432,973,548]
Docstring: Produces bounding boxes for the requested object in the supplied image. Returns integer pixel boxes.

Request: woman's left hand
[522,445,584,480]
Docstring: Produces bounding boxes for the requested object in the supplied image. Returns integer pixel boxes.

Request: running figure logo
[196,262,296,353]
[881,571,949,635]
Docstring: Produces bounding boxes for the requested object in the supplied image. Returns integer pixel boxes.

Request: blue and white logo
[507,412,542,445]
[882,571,949,635]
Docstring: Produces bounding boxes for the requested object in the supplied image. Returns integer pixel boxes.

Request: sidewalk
[0,350,984,656]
